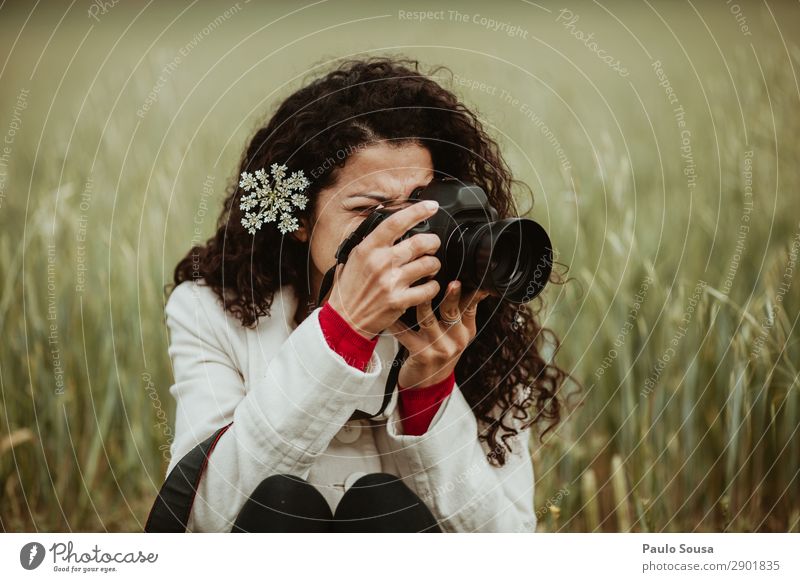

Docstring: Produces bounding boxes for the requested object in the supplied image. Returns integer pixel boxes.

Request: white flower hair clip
[238,163,311,235]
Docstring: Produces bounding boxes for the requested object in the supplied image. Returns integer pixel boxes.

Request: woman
[162,57,568,532]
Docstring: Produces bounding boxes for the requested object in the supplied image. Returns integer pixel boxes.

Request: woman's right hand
[326,200,442,340]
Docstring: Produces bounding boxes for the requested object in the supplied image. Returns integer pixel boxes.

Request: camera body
[334,180,553,330]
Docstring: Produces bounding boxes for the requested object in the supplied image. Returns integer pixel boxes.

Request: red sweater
[318,301,454,435]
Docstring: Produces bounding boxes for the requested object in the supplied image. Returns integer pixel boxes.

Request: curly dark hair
[170,56,573,467]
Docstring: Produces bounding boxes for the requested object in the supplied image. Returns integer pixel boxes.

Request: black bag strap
[144,422,233,532]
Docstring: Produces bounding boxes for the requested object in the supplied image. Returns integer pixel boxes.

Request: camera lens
[451,218,552,302]
[489,232,522,285]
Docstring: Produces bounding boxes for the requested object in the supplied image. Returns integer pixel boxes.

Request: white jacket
[163,279,537,532]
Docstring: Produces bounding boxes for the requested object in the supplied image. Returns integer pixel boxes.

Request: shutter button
[333,420,362,444]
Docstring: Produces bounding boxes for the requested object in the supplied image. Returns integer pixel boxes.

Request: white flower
[239,172,257,191]
[239,197,257,212]
[238,163,311,235]
[277,197,292,212]
[270,163,286,181]
[242,213,263,235]
[278,214,299,234]
[291,192,308,209]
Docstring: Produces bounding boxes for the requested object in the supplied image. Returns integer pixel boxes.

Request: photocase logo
[20,542,46,570]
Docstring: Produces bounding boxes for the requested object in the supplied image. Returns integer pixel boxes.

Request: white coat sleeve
[162,282,385,532]
[379,382,537,533]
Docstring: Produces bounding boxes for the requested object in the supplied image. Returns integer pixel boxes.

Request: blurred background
[0,0,798,532]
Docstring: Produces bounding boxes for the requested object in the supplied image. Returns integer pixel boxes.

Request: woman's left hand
[388,281,491,389]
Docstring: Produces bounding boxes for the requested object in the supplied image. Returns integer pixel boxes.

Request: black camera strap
[317,261,408,422]
[315,210,414,421]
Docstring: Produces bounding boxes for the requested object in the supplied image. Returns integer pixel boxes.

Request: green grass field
[1,1,798,531]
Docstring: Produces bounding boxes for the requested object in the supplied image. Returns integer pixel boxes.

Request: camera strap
[317,262,408,422]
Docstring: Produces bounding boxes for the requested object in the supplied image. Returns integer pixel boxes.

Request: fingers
[365,200,439,248]
[438,281,462,324]
[416,297,438,330]
[392,232,440,265]
[460,288,489,330]
[398,254,441,285]
[400,278,439,308]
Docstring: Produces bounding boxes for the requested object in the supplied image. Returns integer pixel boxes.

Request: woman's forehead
[340,167,432,194]
[323,145,433,205]
[332,143,433,196]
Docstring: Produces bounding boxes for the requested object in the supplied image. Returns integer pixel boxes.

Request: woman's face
[294,142,434,303]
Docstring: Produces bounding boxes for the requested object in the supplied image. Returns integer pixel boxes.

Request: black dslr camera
[334,180,553,330]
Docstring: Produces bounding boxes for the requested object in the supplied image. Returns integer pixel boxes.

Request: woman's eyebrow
[348,181,431,201]
[347,192,393,202]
